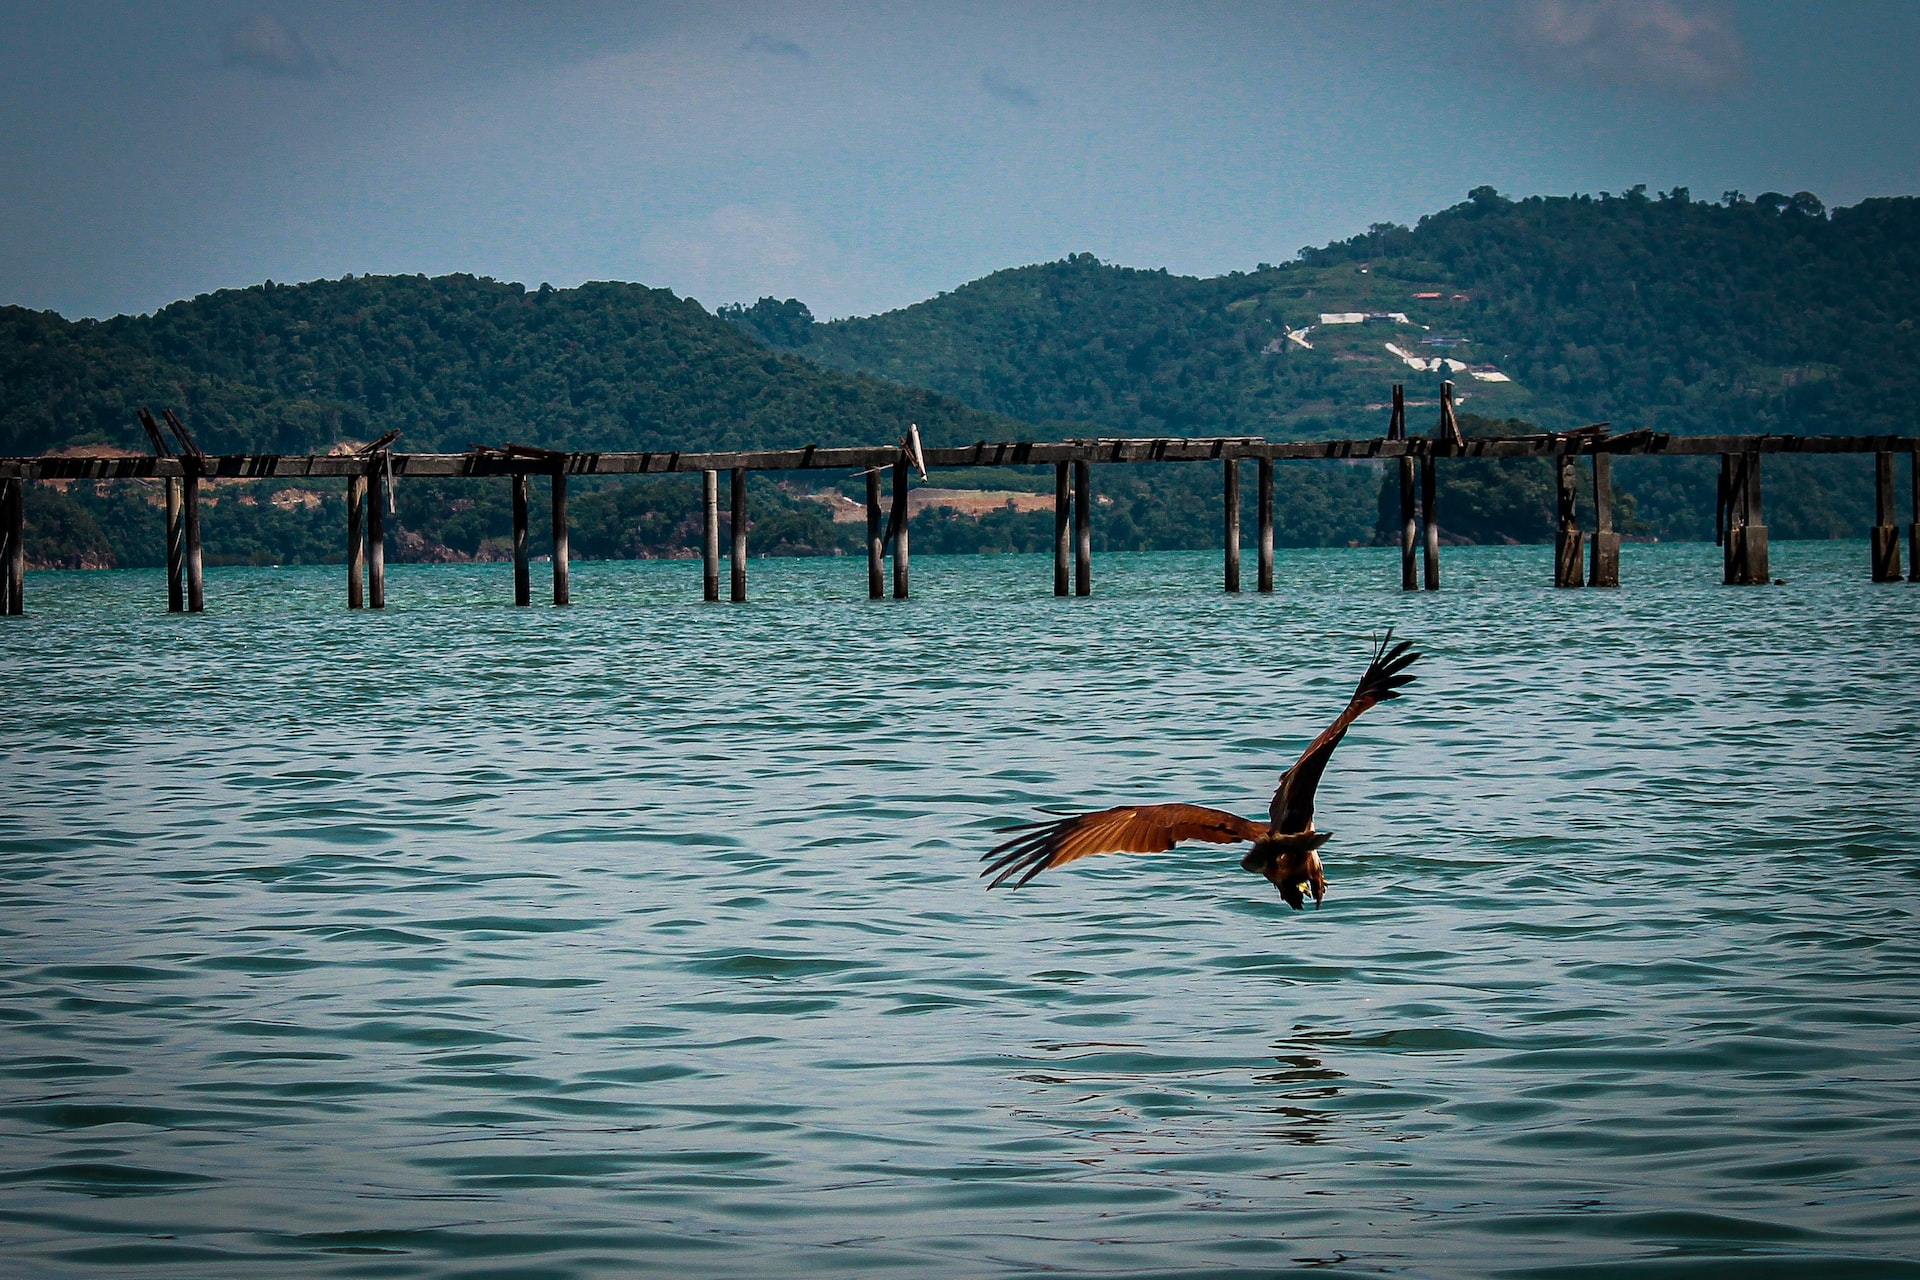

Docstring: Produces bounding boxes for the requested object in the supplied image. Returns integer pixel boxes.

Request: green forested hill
[731,187,1920,539]
[2,274,1014,458]
[1,274,1026,568]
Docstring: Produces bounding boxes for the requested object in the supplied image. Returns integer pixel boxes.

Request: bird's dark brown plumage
[980,631,1420,906]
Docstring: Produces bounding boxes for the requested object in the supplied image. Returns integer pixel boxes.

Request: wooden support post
[1589,452,1619,587]
[731,466,748,603]
[702,470,720,603]
[1738,450,1769,584]
[551,472,570,606]
[1910,450,1920,584]
[511,473,531,606]
[1398,457,1417,590]
[1554,452,1584,588]
[1257,457,1274,593]
[866,470,884,599]
[347,474,366,610]
[1074,459,1092,597]
[1420,454,1440,591]
[366,467,386,609]
[1053,462,1070,596]
[1720,452,1735,548]
[165,476,184,612]
[1721,453,1741,582]
[1,479,21,616]
[183,471,204,613]
[1223,457,1241,593]
[1870,451,1901,583]
[891,459,910,599]
[0,483,10,616]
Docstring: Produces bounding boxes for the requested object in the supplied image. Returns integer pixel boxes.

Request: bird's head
[1268,847,1327,911]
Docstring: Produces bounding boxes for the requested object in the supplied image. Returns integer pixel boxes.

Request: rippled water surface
[3,543,1919,1278]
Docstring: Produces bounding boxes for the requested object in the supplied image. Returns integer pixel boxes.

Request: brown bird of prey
[981,632,1420,908]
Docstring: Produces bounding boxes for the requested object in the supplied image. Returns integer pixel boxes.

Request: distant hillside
[730,187,1920,538]
[1,274,1025,568]
[2,274,1016,458]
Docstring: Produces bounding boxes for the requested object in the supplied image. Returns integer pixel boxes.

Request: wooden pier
[2,406,1916,613]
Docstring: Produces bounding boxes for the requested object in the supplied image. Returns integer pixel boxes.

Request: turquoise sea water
[2,543,1918,1279]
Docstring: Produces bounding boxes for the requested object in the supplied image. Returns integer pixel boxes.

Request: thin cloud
[742,34,808,63]
[220,14,328,79]
[979,67,1039,109]
[1510,0,1748,95]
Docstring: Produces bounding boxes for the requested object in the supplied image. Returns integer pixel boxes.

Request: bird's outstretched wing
[1268,631,1421,834]
[981,803,1267,889]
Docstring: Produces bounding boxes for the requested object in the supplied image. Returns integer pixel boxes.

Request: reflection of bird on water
[981,631,1420,908]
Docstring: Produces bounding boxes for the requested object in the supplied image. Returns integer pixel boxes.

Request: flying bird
[980,632,1421,908]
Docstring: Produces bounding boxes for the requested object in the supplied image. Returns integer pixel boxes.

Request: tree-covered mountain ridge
[731,186,1920,445]
[0,273,1019,461]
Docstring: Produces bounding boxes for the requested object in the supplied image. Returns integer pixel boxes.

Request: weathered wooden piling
[1910,450,1920,585]
[551,472,570,606]
[730,466,748,603]
[347,475,366,609]
[702,469,720,603]
[1723,451,1769,584]
[891,459,910,599]
[1398,459,1417,590]
[1728,454,1743,579]
[1053,462,1070,596]
[866,471,884,599]
[1745,450,1770,583]
[510,474,531,606]
[1257,457,1274,593]
[366,467,386,609]
[183,471,204,612]
[1420,454,1440,591]
[1073,460,1092,596]
[164,477,185,612]
[1391,385,1416,591]
[1,478,21,615]
[1871,451,1902,583]
[1589,452,1620,587]
[1553,452,1584,588]
[1223,457,1241,593]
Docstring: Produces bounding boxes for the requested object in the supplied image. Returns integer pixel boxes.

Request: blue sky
[3,1,1916,321]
